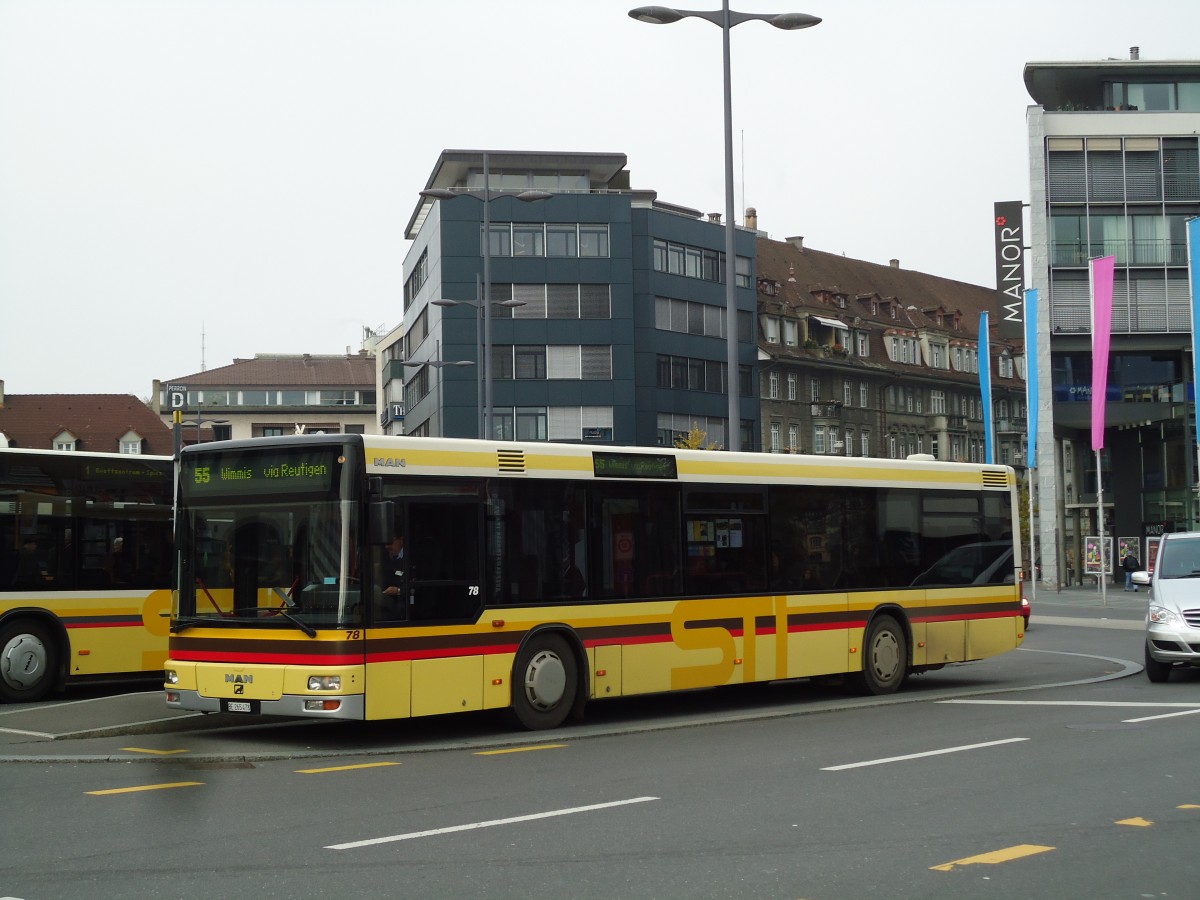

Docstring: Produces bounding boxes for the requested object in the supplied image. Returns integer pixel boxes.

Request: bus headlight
[308,675,341,691]
[165,669,179,685]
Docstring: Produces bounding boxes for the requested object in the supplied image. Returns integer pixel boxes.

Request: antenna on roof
[201,322,207,372]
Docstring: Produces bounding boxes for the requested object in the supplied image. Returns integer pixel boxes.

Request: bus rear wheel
[853,615,907,695]
[512,633,577,731]
[0,619,58,702]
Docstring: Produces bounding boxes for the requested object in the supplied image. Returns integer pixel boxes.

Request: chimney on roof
[744,207,758,231]
[890,259,900,268]
[786,235,804,252]
[1130,46,1140,60]
[707,212,722,223]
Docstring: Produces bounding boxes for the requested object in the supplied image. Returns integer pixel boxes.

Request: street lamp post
[194,418,228,446]
[420,152,551,440]
[399,342,475,437]
[630,4,820,451]
[432,295,527,438]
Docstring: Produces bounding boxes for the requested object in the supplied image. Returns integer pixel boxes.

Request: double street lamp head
[432,298,527,311]
[420,187,553,204]
[628,5,820,30]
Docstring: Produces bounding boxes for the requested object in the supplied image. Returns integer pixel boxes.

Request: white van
[1132,531,1200,682]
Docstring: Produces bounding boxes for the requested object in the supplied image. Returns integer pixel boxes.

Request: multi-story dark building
[382,150,1029,524]
[1025,51,1200,586]
[382,150,759,449]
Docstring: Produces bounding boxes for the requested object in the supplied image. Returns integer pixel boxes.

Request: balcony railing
[1051,239,1188,267]
[809,403,844,418]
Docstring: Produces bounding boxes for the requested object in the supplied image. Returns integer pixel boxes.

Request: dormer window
[119,429,143,455]
[835,294,846,309]
[53,430,77,452]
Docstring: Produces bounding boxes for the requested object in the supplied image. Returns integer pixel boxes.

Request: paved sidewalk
[1025,578,1149,617]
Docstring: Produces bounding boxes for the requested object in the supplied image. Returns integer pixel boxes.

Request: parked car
[1132,531,1200,682]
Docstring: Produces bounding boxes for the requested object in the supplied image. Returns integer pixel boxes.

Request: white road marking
[821,738,1027,771]
[1123,708,1200,723]
[0,726,56,738]
[941,700,1200,709]
[1032,615,1143,630]
[326,796,660,850]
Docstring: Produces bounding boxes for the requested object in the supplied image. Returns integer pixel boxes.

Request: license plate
[222,699,258,714]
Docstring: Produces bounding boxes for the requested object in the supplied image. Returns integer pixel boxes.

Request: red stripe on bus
[168,650,365,666]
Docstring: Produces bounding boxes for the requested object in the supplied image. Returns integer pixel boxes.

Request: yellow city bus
[0,448,174,701]
[165,434,1024,729]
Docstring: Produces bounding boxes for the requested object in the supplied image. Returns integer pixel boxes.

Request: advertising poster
[1146,536,1162,576]
[1084,536,1113,575]
[1118,536,1140,565]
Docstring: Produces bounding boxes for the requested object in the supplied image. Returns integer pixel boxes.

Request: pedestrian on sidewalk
[1066,547,1075,587]
[1123,548,1142,591]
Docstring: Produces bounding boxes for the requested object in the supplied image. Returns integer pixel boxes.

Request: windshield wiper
[170,614,209,634]
[230,606,317,637]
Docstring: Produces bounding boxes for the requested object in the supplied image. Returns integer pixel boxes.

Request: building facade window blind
[579,284,611,318]
[580,346,612,380]
[1124,150,1161,201]
[1048,151,1086,202]
[1087,151,1124,202]
[547,346,580,379]
[1163,140,1200,200]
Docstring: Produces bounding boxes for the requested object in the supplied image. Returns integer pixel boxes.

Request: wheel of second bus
[512,633,578,731]
[0,619,58,703]
[854,615,907,695]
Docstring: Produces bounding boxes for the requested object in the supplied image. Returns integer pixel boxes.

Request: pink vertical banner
[1090,255,1115,451]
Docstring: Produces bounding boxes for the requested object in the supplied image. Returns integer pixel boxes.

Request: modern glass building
[1025,51,1200,586]
[379,150,759,449]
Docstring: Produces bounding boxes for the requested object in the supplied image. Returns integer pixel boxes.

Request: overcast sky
[3,0,1199,398]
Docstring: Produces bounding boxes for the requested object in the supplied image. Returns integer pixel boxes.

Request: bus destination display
[592,451,677,480]
[183,450,339,498]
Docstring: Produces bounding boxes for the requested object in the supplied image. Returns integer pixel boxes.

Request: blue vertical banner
[980,311,994,464]
[1189,217,1200,453]
[1025,288,1038,464]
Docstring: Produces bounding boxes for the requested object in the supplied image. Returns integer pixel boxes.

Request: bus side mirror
[368,501,394,545]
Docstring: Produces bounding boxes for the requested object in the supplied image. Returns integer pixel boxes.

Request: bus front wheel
[512,633,578,731]
[0,619,59,702]
[853,615,907,695]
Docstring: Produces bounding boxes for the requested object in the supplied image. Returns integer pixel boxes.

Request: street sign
[166,384,188,411]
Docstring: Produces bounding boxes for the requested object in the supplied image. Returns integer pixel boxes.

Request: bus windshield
[177,444,360,630]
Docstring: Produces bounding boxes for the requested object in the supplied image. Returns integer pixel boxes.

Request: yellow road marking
[932,844,1054,871]
[474,744,568,756]
[121,747,188,756]
[1116,817,1153,827]
[87,782,204,795]
[295,762,401,774]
